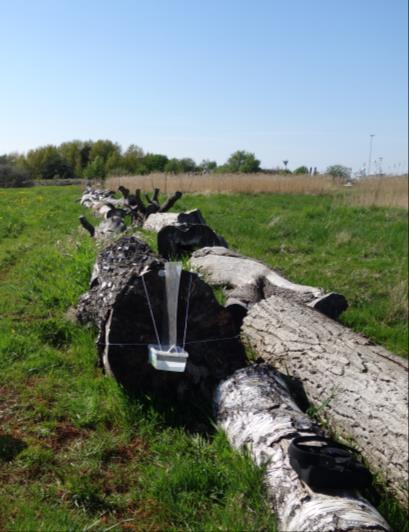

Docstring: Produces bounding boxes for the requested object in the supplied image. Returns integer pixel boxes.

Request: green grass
[0,186,276,532]
[176,193,408,357]
[0,185,407,532]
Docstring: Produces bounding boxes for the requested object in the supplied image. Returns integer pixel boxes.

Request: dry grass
[106,173,408,209]
[106,172,338,195]
[342,175,408,209]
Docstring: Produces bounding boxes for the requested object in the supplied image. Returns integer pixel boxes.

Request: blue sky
[0,0,407,173]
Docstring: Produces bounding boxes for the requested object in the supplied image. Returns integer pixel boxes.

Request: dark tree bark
[77,236,246,401]
[157,224,228,259]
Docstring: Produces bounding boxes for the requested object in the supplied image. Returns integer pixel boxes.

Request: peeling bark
[241,295,409,506]
[214,364,390,532]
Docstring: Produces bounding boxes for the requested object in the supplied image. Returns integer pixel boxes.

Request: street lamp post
[368,134,375,176]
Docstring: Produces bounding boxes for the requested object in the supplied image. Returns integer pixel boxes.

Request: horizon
[1,0,407,174]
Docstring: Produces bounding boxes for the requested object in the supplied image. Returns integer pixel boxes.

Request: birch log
[241,295,409,506]
[79,214,126,240]
[143,209,206,232]
[191,247,348,319]
[214,364,390,532]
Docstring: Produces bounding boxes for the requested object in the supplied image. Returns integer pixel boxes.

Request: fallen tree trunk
[143,209,206,232]
[214,364,390,531]
[191,247,348,319]
[157,224,227,259]
[79,214,126,240]
[241,295,409,506]
[77,236,246,401]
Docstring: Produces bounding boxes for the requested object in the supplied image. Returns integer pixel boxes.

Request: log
[143,209,206,232]
[130,188,184,223]
[241,294,409,506]
[77,236,247,401]
[157,224,227,259]
[79,214,126,240]
[191,246,348,319]
[214,364,390,531]
[77,236,161,328]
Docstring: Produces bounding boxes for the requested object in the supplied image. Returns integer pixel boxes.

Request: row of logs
[76,187,407,529]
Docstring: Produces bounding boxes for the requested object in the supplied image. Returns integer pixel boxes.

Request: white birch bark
[241,294,408,506]
[214,364,390,532]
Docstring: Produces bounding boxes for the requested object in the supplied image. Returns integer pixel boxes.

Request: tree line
[0,140,264,186]
[0,139,352,187]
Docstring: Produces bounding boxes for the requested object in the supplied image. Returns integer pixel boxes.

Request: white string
[182,273,193,349]
[141,275,162,347]
[97,335,240,348]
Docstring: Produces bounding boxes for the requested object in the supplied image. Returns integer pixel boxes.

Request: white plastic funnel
[148,262,189,372]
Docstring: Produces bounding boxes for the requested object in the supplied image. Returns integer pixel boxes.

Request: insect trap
[145,262,190,372]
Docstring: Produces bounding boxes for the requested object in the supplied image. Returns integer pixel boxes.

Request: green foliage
[294,165,309,174]
[88,139,121,163]
[0,164,32,188]
[83,155,106,179]
[164,158,183,173]
[58,140,92,177]
[199,159,218,172]
[121,143,144,173]
[144,153,169,172]
[327,164,352,180]
[179,157,197,172]
[222,150,261,173]
[24,145,74,180]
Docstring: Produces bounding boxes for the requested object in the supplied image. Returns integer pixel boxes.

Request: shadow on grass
[0,434,27,462]
[126,390,216,436]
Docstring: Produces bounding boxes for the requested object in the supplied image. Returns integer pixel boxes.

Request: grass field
[0,185,407,531]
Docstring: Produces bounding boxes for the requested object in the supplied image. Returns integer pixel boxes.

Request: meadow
[0,185,407,531]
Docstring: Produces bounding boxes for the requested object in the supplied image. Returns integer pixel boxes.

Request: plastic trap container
[143,262,191,373]
[148,344,189,372]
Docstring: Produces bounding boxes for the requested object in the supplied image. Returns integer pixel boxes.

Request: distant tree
[326,164,351,181]
[179,158,197,172]
[58,140,93,177]
[143,153,169,173]
[294,165,309,174]
[89,140,121,163]
[164,158,183,174]
[24,145,73,179]
[106,151,124,173]
[225,150,260,173]
[120,144,145,173]
[83,155,106,179]
[199,159,217,173]
[0,164,32,187]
